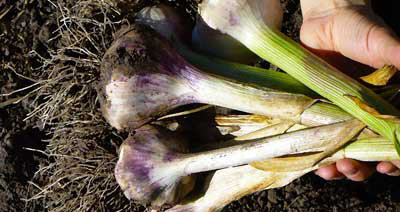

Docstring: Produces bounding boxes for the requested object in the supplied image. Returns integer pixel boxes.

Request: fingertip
[368,27,400,69]
[389,160,400,168]
[315,163,344,180]
[387,45,400,70]
[376,161,395,174]
[336,159,358,175]
[337,159,374,182]
[377,161,400,176]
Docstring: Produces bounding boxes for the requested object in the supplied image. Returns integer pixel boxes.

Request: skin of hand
[299,0,400,181]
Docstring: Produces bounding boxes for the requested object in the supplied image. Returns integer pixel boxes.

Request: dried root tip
[115,125,195,207]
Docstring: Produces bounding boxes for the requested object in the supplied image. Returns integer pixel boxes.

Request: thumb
[366,27,400,70]
[300,8,400,70]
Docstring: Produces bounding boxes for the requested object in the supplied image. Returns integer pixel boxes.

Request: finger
[301,9,400,70]
[336,159,375,181]
[389,160,400,168]
[314,163,345,180]
[376,161,400,176]
[368,27,400,70]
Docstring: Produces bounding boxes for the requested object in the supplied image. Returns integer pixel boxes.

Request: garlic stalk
[192,17,259,64]
[115,119,364,206]
[137,4,317,97]
[199,0,400,153]
[192,0,282,64]
[168,136,400,212]
[100,26,313,130]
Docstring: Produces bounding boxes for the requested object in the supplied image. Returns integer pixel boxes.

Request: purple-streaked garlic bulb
[115,119,363,207]
[115,125,195,207]
[99,25,313,130]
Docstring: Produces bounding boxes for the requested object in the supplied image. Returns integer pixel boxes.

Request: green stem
[229,6,400,153]
[343,137,400,161]
[176,43,318,97]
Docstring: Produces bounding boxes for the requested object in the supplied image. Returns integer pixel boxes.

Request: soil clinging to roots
[23,1,197,211]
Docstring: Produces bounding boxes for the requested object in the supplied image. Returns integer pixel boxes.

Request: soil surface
[1,0,400,212]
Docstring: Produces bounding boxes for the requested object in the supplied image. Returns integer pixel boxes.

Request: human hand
[299,0,400,181]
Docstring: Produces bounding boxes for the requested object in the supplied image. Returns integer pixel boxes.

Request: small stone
[257,196,265,207]
[297,198,305,207]
[268,190,278,204]
[285,192,293,199]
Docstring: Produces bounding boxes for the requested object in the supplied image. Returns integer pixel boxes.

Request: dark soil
[1,0,400,212]
[1,0,54,211]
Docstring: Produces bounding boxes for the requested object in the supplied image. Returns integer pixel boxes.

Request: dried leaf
[360,65,397,86]
[309,119,365,165]
[373,114,400,123]
[346,95,400,123]
[157,105,213,120]
[215,114,277,126]
[215,114,281,137]
[345,95,381,115]
[234,121,294,141]
[168,166,311,212]
[250,153,324,172]
[356,128,379,139]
